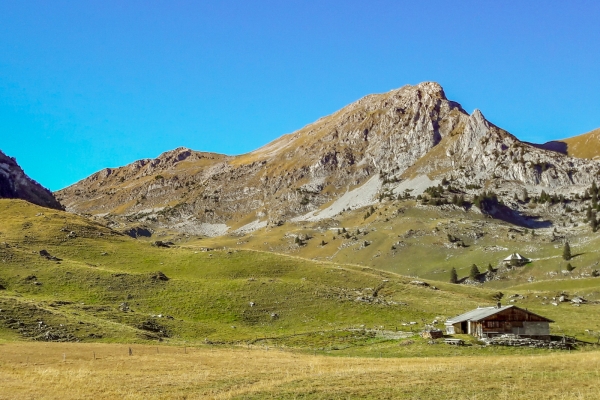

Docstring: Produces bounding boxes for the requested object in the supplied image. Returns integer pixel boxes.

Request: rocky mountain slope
[55,82,600,236]
[0,150,63,210]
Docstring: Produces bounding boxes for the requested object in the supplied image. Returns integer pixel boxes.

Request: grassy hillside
[196,196,600,288]
[557,127,600,159]
[3,198,600,348]
[0,199,498,347]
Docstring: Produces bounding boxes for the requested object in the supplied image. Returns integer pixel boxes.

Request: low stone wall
[483,335,574,350]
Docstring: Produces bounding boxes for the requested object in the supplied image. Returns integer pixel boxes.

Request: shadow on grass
[484,204,553,229]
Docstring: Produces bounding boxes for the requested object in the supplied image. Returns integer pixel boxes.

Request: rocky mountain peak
[56,82,600,236]
[0,150,63,210]
[413,81,446,97]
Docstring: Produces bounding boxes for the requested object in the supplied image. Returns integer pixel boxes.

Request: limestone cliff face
[55,82,600,235]
[443,110,598,189]
[0,150,63,210]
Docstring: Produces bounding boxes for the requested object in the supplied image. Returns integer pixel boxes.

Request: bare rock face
[55,82,600,234]
[0,150,63,210]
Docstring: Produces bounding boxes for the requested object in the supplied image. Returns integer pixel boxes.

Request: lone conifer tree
[449,267,458,284]
[469,264,480,280]
[563,242,571,261]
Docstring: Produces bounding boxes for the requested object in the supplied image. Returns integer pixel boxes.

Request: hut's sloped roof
[446,305,554,324]
[446,306,513,324]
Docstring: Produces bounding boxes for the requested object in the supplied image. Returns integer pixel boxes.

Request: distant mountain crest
[0,150,63,210]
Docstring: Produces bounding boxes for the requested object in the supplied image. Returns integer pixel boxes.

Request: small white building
[502,253,529,266]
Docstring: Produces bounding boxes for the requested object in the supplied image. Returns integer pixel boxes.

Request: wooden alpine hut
[445,304,553,340]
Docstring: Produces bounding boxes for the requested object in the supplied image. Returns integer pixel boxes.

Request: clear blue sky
[1,1,599,190]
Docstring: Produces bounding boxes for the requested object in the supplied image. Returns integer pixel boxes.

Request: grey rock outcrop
[0,150,63,210]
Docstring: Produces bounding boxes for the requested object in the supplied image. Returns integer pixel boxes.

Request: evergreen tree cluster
[449,263,494,283]
[363,205,376,220]
[451,194,465,207]
[582,182,600,231]
[472,191,499,211]
[418,184,467,207]
[532,190,564,205]
[421,185,447,206]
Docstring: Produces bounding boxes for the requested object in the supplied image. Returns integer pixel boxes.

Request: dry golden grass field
[1,342,600,399]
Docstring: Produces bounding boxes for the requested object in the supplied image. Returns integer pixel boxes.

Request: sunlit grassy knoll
[0,199,506,346]
[1,342,600,399]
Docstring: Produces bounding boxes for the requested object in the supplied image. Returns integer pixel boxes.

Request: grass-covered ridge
[3,199,600,349]
[0,199,497,347]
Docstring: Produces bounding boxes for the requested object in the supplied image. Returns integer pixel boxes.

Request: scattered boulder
[409,280,437,290]
[421,327,443,339]
[33,330,77,342]
[119,302,130,312]
[572,296,587,304]
[39,249,61,261]
[150,271,169,281]
[137,320,169,337]
[153,241,170,248]
[123,226,153,238]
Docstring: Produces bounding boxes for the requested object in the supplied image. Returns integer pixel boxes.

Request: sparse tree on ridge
[450,268,458,284]
[563,242,572,261]
[469,264,480,280]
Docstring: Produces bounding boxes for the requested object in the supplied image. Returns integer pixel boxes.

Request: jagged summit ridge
[56,81,600,235]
